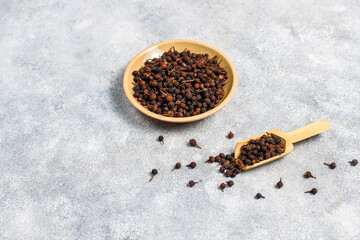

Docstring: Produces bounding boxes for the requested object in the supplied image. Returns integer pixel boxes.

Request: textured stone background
[1,0,359,239]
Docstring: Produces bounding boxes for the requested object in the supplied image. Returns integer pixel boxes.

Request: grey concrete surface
[1,0,360,239]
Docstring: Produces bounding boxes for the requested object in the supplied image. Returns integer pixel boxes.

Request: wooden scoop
[234,119,331,171]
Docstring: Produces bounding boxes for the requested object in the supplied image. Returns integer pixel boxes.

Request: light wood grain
[286,119,331,143]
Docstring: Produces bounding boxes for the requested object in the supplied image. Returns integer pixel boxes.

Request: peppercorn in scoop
[237,133,285,168]
[132,47,228,117]
[206,134,285,178]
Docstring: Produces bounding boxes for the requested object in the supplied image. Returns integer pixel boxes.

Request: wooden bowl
[123,39,238,123]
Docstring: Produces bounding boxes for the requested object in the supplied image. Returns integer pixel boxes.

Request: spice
[220,183,226,192]
[255,193,265,199]
[304,171,316,179]
[324,162,336,169]
[206,156,216,163]
[236,133,285,167]
[228,131,234,139]
[158,135,164,145]
[132,48,228,117]
[225,170,232,177]
[276,178,283,188]
[349,159,358,166]
[227,180,234,187]
[207,151,240,178]
[189,139,201,149]
[188,180,198,187]
[305,188,318,195]
[187,162,197,169]
[219,159,226,166]
[172,163,181,171]
[149,169,158,182]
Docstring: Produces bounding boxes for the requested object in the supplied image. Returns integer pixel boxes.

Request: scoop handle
[286,119,331,144]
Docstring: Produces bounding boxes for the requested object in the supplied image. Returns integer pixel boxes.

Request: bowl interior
[123,40,237,123]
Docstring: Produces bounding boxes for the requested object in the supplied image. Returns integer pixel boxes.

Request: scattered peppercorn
[149,169,158,182]
[236,133,285,167]
[228,131,234,139]
[158,135,164,145]
[189,139,201,149]
[188,180,198,187]
[172,163,181,171]
[255,193,265,199]
[225,170,232,177]
[276,178,283,188]
[304,171,316,179]
[305,188,318,195]
[132,48,228,117]
[227,180,234,187]
[324,162,337,169]
[218,159,226,166]
[187,162,197,169]
[207,151,240,178]
[206,156,215,163]
[220,183,226,192]
[349,159,358,166]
